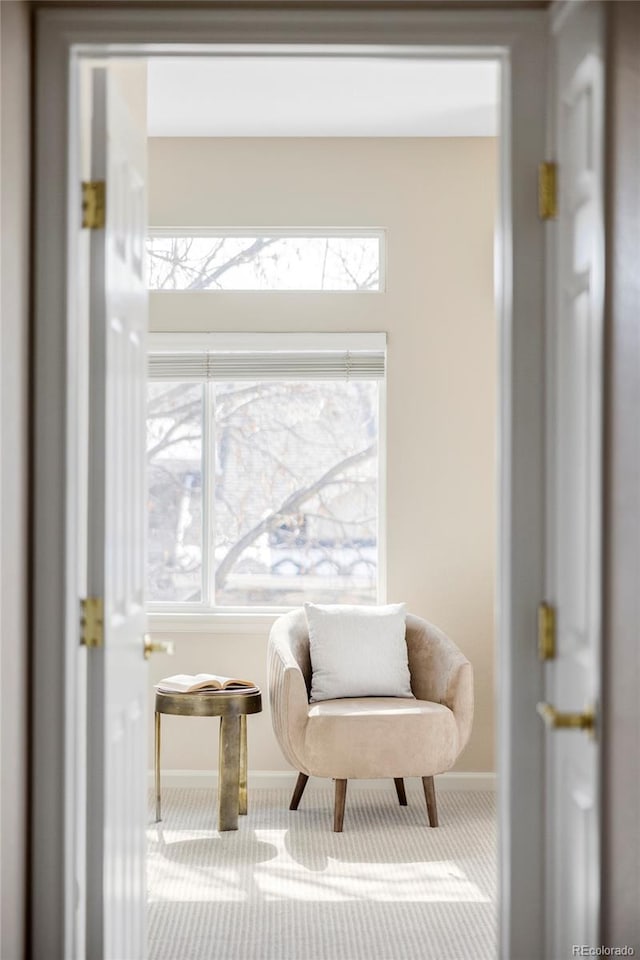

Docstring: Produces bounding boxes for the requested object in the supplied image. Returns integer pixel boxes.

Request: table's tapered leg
[154,712,162,822]
[218,715,241,831]
[239,714,248,815]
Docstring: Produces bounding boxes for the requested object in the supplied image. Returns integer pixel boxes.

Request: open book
[156,673,258,695]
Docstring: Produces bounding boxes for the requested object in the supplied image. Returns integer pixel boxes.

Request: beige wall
[148,136,497,774]
[0,1,31,957]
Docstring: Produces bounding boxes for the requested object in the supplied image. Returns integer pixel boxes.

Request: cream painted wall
[148,137,497,774]
[0,1,30,956]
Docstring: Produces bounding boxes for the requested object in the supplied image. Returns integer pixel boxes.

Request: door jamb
[32,8,548,959]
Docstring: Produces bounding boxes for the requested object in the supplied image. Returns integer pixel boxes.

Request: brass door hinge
[538,162,557,220]
[538,601,556,661]
[80,597,104,648]
[82,181,106,229]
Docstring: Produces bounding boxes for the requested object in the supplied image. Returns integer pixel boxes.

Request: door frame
[32,7,548,959]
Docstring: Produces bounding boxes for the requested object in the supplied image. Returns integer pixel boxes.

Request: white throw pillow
[304,602,413,702]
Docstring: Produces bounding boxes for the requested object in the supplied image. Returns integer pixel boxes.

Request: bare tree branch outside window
[147,378,378,606]
[146,234,381,606]
[147,234,381,291]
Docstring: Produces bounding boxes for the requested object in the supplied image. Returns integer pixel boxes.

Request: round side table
[154,688,262,832]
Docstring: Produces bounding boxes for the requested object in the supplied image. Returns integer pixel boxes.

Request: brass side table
[154,688,262,832]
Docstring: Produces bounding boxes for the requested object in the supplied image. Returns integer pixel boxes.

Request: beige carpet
[147,785,497,960]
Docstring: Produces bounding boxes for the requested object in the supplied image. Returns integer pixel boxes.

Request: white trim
[148,611,281,635]
[203,379,213,609]
[376,373,388,605]
[149,227,386,238]
[494,27,548,960]
[148,330,387,353]
[33,9,547,960]
[148,769,497,793]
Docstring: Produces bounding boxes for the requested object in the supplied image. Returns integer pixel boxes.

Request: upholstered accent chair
[267,608,474,832]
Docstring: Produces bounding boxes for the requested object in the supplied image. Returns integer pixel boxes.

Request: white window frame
[147,330,387,630]
[147,226,387,292]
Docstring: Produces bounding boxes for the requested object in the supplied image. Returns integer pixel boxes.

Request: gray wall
[0,1,31,958]
[602,2,640,951]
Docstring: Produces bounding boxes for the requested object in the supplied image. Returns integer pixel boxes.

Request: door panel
[545,3,604,956]
[86,64,148,960]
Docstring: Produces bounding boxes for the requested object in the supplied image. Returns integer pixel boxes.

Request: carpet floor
[147,785,497,960]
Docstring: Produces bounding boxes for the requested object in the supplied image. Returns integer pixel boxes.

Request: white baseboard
[149,769,496,792]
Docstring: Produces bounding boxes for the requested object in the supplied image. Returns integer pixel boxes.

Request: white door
[85,65,149,960]
[543,2,604,957]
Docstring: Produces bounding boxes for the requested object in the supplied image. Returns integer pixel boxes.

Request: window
[147,230,383,291]
[147,333,385,611]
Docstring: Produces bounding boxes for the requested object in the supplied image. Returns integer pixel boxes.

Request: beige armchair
[268,608,474,832]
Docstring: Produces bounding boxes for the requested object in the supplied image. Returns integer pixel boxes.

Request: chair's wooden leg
[422,776,439,827]
[334,779,348,832]
[289,772,309,811]
[394,777,408,806]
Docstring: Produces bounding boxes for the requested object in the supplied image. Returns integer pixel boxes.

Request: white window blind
[149,334,385,382]
[148,349,385,381]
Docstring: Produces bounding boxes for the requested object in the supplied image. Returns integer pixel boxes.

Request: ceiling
[147,57,500,138]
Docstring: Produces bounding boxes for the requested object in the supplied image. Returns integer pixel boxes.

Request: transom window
[146,333,385,611]
[147,229,383,291]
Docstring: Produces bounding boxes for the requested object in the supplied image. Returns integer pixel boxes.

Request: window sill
[147,610,286,636]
